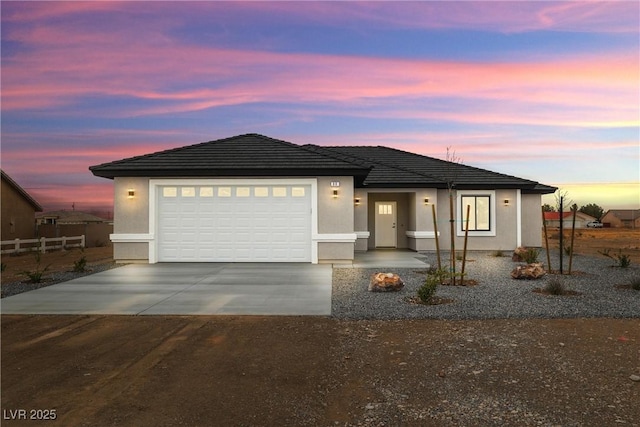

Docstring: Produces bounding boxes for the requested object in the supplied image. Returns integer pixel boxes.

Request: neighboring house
[1,169,43,240]
[36,210,113,248]
[36,210,108,225]
[601,209,640,229]
[543,211,596,229]
[90,133,556,264]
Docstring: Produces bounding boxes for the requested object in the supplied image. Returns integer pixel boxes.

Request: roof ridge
[302,145,373,169]
[324,146,448,183]
[373,145,539,185]
[89,133,294,170]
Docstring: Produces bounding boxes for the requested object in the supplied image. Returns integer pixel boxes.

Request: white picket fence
[0,235,85,254]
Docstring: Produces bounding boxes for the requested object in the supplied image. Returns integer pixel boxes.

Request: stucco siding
[316,176,354,234]
[114,242,149,263]
[317,242,354,263]
[1,178,38,240]
[113,177,150,234]
[521,194,543,247]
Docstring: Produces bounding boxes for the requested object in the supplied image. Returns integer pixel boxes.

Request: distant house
[36,210,113,248]
[1,170,43,240]
[543,211,596,229]
[36,210,108,225]
[601,209,640,229]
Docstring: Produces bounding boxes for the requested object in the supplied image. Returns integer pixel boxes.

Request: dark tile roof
[308,145,556,193]
[90,134,371,179]
[90,133,555,193]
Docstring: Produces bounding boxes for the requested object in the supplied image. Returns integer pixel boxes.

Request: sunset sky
[1,1,638,214]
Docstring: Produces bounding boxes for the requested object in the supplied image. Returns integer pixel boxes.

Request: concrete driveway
[0,263,332,315]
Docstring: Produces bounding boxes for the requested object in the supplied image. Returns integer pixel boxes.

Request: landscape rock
[630,375,640,382]
[368,272,404,292]
[511,263,546,280]
[512,247,529,262]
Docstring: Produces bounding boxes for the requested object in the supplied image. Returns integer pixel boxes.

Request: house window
[460,195,491,231]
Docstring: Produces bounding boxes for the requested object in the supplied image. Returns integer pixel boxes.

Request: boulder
[368,272,404,292]
[511,263,546,280]
[512,246,529,262]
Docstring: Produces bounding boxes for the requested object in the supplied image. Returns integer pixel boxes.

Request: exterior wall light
[424,198,429,205]
[355,197,361,205]
[503,199,509,206]
[330,181,340,198]
[128,189,135,199]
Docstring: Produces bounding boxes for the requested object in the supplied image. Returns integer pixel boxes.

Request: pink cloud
[3,38,637,128]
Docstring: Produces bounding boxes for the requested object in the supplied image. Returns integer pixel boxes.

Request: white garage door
[158,184,311,262]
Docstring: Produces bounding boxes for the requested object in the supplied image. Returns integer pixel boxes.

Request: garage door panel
[158,184,311,262]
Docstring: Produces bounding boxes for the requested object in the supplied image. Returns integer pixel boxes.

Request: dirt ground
[1,246,114,285]
[544,228,640,264]
[2,316,639,426]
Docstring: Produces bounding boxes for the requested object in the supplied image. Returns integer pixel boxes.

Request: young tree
[542,204,556,212]
[579,203,604,220]
[554,189,573,212]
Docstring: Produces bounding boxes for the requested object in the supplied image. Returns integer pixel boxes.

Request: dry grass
[544,228,640,264]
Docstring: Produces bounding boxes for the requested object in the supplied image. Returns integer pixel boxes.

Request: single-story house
[36,210,109,225]
[1,169,43,240]
[601,209,640,228]
[90,133,556,264]
[543,211,596,229]
[36,210,114,248]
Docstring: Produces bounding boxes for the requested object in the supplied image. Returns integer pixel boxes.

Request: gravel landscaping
[333,250,640,320]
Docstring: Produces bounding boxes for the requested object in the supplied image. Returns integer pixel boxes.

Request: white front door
[375,201,397,248]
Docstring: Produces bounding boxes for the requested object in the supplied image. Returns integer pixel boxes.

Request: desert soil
[1,246,114,285]
[2,315,639,426]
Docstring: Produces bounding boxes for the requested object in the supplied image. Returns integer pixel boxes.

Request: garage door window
[181,187,196,197]
[200,187,213,197]
[218,187,231,197]
[236,187,250,197]
[163,187,177,197]
[273,187,287,197]
[292,187,306,197]
[255,187,269,197]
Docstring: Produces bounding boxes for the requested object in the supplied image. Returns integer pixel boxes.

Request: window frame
[456,190,496,237]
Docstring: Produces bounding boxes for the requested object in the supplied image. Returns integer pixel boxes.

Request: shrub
[491,249,504,257]
[73,256,88,273]
[599,249,632,268]
[20,252,51,283]
[617,254,632,268]
[630,277,640,291]
[417,276,439,303]
[564,245,572,256]
[522,248,540,264]
[544,277,566,295]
